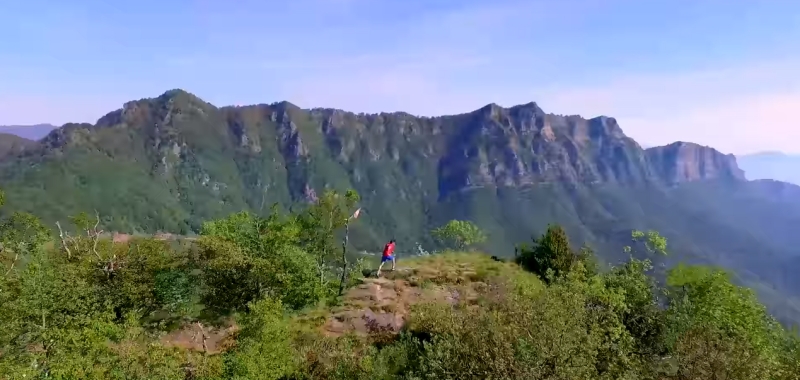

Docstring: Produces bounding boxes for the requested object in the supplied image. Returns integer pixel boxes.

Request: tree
[222,298,297,379]
[624,229,667,257]
[0,211,50,276]
[298,189,360,290]
[515,224,583,283]
[664,264,783,379]
[431,220,486,250]
[199,209,324,311]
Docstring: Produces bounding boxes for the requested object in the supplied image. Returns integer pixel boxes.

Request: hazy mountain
[0,123,57,141]
[737,151,800,185]
[0,133,38,159]
[1,89,800,323]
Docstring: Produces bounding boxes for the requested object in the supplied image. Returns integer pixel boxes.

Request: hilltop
[1,89,800,323]
[1,198,798,378]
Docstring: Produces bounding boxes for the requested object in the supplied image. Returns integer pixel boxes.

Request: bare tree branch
[93,210,100,231]
[55,221,72,259]
[4,252,19,276]
[196,322,208,354]
[90,210,102,261]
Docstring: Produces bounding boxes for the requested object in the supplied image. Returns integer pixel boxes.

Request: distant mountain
[0,133,38,159]
[0,123,57,141]
[1,89,800,324]
[646,141,745,185]
[737,151,800,185]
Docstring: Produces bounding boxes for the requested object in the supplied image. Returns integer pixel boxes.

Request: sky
[1,0,799,154]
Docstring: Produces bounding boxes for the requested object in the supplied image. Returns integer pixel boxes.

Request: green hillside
[1,89,800,324]
[1,192,798,379]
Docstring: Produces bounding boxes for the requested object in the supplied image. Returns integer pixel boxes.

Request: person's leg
[391,256,396,271]
[377,256,387,276]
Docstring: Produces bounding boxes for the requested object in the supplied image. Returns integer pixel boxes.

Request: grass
[292,251,545,338]
[395,250,533,284]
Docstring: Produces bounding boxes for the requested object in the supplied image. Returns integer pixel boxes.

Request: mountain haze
[738,151,800,185]
[2,89,800,323]
[0,123,57,141]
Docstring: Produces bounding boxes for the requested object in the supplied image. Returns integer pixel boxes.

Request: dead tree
[55,210,119,277]
[55,221,76,259]
[3,251,19,276]
[195,322,209,354]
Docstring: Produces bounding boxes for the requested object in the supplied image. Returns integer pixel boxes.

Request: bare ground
[159,253,526,353]
[159,321,238,354]
[320,255,498,337]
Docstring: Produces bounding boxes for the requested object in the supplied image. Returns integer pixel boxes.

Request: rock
[646,141,745,184]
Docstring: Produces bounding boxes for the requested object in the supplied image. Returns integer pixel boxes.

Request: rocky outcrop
[0,89,750,238]
[645,142,745,185]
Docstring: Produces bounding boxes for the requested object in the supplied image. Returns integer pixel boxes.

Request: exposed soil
[160,321,238,354]
[322,265,484,337]
[159,254,507,352]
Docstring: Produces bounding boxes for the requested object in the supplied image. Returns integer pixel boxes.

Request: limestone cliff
[645,141,745,185]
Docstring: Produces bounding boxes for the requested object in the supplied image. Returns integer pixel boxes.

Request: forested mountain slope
[1,89,799,321]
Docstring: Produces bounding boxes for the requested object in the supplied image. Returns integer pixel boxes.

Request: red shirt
[382,242,395,257]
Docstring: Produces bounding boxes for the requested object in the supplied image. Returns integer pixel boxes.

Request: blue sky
[1,0,799,154]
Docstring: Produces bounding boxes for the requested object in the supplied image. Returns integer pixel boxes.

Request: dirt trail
[160,321,238,354]
[160,255,503,352]
[322,266,482,337]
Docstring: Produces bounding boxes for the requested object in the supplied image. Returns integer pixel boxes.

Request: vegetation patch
[0,188,798,379]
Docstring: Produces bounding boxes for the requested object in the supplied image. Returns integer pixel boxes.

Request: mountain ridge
[2,88,800,323]
[11,89,739,188]
[0,123,57,141]
[0,88,761,234]
[737,151,800,186]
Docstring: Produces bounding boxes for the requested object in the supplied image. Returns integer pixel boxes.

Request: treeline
[0,188,798,379]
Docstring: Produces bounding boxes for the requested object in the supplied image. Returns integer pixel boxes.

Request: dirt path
[322,266,482,337]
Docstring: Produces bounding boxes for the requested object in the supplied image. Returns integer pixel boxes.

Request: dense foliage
[431,220,487,251]
[1,186,799,379]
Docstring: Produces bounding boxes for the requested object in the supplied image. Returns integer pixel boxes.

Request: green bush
[1,184,799,380]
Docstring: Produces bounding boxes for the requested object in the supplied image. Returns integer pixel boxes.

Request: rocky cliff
[0,90,751,238]
[645,141,745,185]
[4,88,800,325]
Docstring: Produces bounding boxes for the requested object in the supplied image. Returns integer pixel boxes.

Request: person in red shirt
[377,239,396,276]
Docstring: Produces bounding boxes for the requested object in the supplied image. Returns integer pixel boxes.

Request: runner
[376,239,396,277]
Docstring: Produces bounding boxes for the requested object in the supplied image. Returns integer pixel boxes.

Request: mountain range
[1,89,800,324]
[0,123,57,141]
[737,151,800,186]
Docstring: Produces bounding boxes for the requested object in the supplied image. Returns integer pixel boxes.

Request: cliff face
[5,88,800,325]
[645,142,746,185]
[0,89,749,243]
[429,104,654,198]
